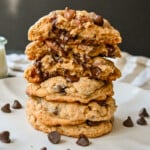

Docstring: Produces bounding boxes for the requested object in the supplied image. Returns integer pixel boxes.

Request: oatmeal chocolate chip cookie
[26,76,114,103]
[24,55,121,83]
[26,97,116,126]
[25,40,121,61]
[27,112,113,138]
[28,8,122,45]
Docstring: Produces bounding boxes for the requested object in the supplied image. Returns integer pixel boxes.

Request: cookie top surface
[28,8,122,45]
[26,96,116,126]
[26,76,114,103]
[27,112,113,138]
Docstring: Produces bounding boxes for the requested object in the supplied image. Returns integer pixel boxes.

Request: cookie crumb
[123,116,134,127]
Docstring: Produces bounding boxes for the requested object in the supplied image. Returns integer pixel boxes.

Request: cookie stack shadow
[24,8,122,138]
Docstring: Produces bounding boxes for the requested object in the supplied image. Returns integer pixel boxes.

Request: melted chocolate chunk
[86,120,101,126]
[40,147,47,150]
[98,100,107,106]
[48,131,61,144]
[12,100,22,109]
[90,66,101,79]
[34,60,41,68]
[73,53,81,64]
[83,54,90,63]
[0,131,11,143]
[106,44,115,56]
[139,108,149,117]
[60,48,68,58]
[93,15,104,26]
[52,53,60,62]
[123,116,134,127]
[55,85,66,94]
[66,75,79,82]
[76,134,90,146]
[64,7,76,20]
[53,106,59,115]
[1,103,11,113]
[136,117,147,125]
[43,72,49,79]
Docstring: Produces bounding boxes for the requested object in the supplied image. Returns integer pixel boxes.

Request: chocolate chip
[98,100,107,106]
[53,107,59,115]
[86,120,101,126]
[93,15,104,26]
[12,100,22,109]
[83,54,90,63]
[60,48,68,57]
[34,60,41,68]
[0,131,11,143]
[136,117,147,125]
[76,134,90,146]
[55,85,66,94]
[66,75,79,82]
[139,108,149,117]
[40,147,47,150]
[90,66,101,79]
[52,53,60,62]
[48,131,61,144]
[123,116,134,127]
[1,103,11,113]
[64,7,76,20]
[73,53,81,64]
[42,72,49,80]
[106,44,115,56]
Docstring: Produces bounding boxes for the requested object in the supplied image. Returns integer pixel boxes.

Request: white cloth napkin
[114,52,150,90]
[6,52,150,90]
[6,54,30,77]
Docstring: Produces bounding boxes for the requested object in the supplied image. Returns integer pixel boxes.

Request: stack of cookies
[24,8,122,138]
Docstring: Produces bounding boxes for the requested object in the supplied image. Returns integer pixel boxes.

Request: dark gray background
[0,0,150,57]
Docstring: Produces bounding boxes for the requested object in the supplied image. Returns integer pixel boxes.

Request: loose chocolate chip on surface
[123,116,134,127]
[1,103,11,113]
[136,117,147,125]
[93,15,104,26]
[139,108,149,117]
[40,147,47,150]
[86,120,101,126]
[76,134,90,146]
[48,131,61,144]
[0,131,11,143]
[12,100,22,109]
